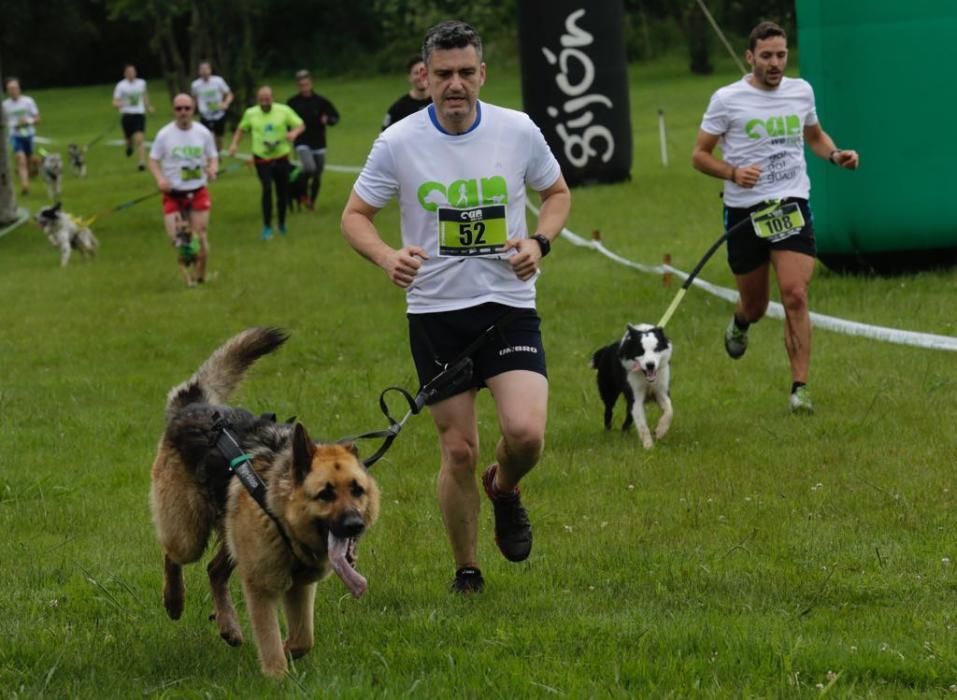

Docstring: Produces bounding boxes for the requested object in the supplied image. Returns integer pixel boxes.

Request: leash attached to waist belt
[656,207,773,328]
[341,309,518,467]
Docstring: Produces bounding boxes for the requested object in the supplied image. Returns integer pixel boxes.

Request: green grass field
[2,57,957,697]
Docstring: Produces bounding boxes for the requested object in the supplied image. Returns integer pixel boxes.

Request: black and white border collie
[590,324,673,449]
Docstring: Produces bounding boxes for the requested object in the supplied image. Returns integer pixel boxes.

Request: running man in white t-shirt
[342,20,571,594]
[148,94,218,287]
[692,21,859,414]
[2,77,40,195]
[190,61,233,152]
[113,64,154,171]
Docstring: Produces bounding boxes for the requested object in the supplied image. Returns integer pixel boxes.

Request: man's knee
[441,434,478,475]
[780,283,809,314]
[502,421,545,463]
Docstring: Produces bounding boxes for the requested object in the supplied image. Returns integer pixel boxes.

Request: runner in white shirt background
[148,94,218,287]
[2,77,41,196]
[190,61,233,153]
[342,20,571,595]
[113,64,154,171]
[692,20,859,414]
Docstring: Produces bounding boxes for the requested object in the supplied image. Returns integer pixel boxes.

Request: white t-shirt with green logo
[352,101,562,314]
[2,96,39,137]
[190,76,231,120]
[150,121,217,190]
[114,78,148,114]
[700,75,818,208]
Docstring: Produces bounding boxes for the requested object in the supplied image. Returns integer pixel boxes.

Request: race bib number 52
[437,205,508,257]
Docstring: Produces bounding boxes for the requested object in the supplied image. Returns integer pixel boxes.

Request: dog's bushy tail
[165,327,289,419]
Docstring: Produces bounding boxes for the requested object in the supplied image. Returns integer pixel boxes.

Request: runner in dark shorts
[724,197,815,275]
[408,303,547,405]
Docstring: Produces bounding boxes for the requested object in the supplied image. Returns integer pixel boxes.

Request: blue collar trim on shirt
[428,102,482,135]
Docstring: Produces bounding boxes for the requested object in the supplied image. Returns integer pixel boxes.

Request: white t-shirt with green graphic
[150,121,217,190]
[2,96,39,137]
[700,75,819,208]
[353,101,562,314]
[190,76,231,120]
[114,78,148,114]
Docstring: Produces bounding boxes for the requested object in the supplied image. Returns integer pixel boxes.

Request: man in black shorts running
[692,21,858,413]
[342,21,571,593]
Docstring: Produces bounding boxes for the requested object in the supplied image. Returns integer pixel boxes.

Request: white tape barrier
[0,208,30,240]
[527,202,957,353]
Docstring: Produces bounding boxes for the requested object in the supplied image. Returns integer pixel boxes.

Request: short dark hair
[406,55,424,73]
[4,76,19,89]
[422,20,483,65]
[748,21,787,51]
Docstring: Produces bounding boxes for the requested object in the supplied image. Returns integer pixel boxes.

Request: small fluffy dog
[67,144,88,177]
[40,151,63,200]
[149,327,380,677]
[590,323,673,449]
[35,203,98,267]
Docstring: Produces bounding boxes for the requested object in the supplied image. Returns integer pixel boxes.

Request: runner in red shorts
[148,94,219,286]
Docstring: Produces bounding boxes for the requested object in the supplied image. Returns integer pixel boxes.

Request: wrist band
[829,149,840,165]
[729,167,737,182]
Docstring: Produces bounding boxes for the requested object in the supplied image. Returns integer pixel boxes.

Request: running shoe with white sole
[789,385,814,414]
[724,317,749,359]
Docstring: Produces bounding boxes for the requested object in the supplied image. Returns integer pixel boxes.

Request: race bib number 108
[438,205,508,257]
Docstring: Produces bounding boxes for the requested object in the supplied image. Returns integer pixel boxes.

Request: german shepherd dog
[149,327,380,677]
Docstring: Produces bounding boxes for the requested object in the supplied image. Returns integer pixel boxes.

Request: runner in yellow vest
[228,86,304,239]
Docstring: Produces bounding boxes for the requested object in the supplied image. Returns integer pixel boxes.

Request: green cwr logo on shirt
[745,114,800,140]
[417,176,508,212]
[171,145,204,158]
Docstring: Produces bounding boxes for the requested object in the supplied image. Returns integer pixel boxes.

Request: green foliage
[1,59,956,696]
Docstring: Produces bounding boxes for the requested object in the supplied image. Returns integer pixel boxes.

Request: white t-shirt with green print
[190,76,231,120]
[700,75,819,208]
[150,121,217,191]
[113,78,148,115]
[352,101,562,314]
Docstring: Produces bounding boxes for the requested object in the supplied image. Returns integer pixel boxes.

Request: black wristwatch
[531,233,551,257]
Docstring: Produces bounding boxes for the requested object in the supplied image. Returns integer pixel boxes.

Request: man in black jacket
[381,55,431,131]
[288,70,339,211]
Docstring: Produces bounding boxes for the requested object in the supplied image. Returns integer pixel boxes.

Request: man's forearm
[341,212,394,269]
[535,190,571,240]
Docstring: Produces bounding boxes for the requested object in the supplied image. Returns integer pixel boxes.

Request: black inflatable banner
[518,1,632,187]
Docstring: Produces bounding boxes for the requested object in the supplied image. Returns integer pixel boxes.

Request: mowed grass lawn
[2,56,957,697]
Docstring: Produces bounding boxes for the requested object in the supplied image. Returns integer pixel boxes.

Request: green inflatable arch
[797,0,957,273]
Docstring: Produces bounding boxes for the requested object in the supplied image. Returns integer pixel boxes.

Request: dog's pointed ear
[52,202,62,212]
[339,441,360,458]
[292,422,316,482]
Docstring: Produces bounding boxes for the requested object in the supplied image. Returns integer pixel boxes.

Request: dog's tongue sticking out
[328,533,367,598]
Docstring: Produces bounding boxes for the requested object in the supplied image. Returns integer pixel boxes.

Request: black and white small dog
[67,144,88,177]
[41,152,64,200]
[35,203,99,267]
[590,324,673,449]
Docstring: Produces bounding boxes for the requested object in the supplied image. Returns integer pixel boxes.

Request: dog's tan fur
[149,328,380,677]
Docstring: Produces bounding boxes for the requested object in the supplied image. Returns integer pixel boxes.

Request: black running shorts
[121,113,146,138]
[724,197,816,275]
[200,115,227,136]
[408,302,547,405]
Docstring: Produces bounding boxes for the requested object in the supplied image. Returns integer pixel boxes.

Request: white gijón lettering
[541,9,614,168]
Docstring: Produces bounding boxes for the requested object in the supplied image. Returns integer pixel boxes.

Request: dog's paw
[210,612,244,646]
[637,427,654,449]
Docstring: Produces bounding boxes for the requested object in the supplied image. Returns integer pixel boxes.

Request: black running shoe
[482,464,532,562]
[125,144,133,157]
[450,566,485,594]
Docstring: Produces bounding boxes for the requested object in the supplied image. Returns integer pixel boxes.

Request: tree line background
[1,0,794,104]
